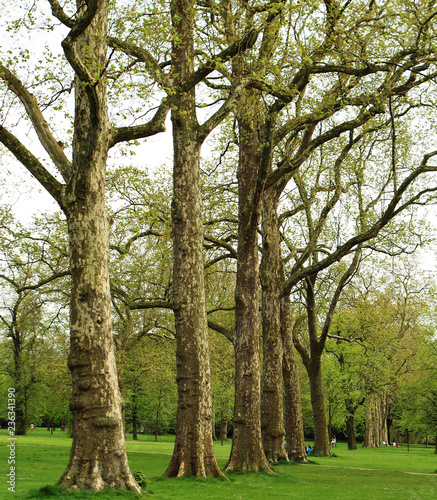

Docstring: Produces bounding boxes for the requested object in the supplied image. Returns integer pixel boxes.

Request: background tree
[0,213,69,434]
[327,257,432,447]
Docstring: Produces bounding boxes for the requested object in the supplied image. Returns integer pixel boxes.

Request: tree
[0,213,70,435]
[123,335,177,441]
[293,253,361,455]
[110,0,275,478]
[163,0,223,477]
[228,0,437,467]
[0,0,171,490]
[327,257,432,448]
[218,1,286,472]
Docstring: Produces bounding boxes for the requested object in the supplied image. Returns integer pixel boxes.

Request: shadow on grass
[26,485,145,499]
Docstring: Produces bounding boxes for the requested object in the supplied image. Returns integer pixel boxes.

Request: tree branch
[16,270,70,293]
[0,63,72,182]
[0,126,65,208]
[207,319,234,343]
[47,0,75,28]
[283,151,437,294]
[60,0,105,114]
[110,98,170,146]
[107,36,171,88]
[110,229,165,255]
[204,235,237,259]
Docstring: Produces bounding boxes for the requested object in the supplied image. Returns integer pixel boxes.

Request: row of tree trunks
[363,394,389,447]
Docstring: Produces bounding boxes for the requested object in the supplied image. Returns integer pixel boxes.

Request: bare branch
[110,98,170,146]
[0,125,65,208]
[0,63,71,181]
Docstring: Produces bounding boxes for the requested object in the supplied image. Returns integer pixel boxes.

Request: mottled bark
[260,186,287,462]
[364,397,381,447]
[363,402,377,447]
[58,2,139,492]
[164,0,223,478]
[226,90,272,473]
[363,394,388,448]
[281,298,307,462]
[62,187,137,490]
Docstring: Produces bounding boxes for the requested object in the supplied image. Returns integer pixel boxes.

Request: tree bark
[297,276,332,456]
[58,2,140,491]
[260,186,288,462]
[363,397,379,447]
[346,415,357,450]
[307,362,332,456]
[281,298,307,462]
[164,0,223,478]
[61,182,137,490]
[220,413,228,444]
[226,89,272,473]
[345,400,358,450]
[380,392,389,444]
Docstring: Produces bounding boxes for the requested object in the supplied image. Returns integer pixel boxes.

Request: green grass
[0,429,436,499]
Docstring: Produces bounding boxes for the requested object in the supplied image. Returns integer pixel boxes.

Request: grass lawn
[0,428,436,499]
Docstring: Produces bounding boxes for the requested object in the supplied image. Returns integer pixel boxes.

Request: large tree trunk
[226,90,272,473]
[260,186,287,462]
[61,184,137,490]
[281,297,307,462]
[58,2,139,492]
[164,0,223,479]
[363,397,379,447]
